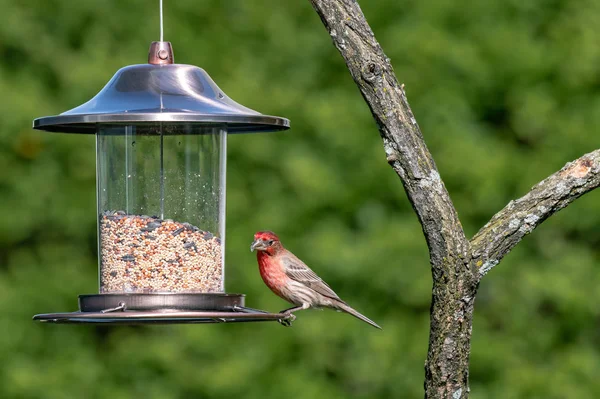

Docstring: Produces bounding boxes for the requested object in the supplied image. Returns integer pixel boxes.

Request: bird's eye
[267,240,274,246]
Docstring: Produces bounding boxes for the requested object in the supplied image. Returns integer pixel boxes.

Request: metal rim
[33,310,290,324]
[33,113,290,134]
[79,293,245,312]
[33,293,294,325]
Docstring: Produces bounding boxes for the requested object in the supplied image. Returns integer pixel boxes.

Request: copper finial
[148,41,174,65]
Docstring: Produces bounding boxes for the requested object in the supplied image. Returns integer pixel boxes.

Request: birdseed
[99,211,223,293]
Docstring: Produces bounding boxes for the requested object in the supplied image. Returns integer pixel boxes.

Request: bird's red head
[250,231,283,255]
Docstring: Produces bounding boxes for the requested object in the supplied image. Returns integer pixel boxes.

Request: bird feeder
[32,42,290,324]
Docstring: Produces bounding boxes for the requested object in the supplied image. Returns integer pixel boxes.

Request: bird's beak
[250,239,265,252]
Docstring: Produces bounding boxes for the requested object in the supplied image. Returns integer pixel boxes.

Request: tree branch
[471,149,600,276]
[308,1,477,398]
[308,1,599,398]
[306,0,470,269]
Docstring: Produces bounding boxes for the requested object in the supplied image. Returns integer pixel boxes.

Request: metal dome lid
[33,42,290,134]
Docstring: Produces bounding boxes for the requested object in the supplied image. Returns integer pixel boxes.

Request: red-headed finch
[251,231,381,329]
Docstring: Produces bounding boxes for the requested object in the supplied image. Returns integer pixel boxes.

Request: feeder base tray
[32,310,288,324]
[33,293,291,325]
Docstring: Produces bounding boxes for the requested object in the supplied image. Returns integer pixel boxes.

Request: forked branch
[307,0,600,398]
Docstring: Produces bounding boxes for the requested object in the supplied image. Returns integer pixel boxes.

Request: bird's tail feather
[336,301,381,329]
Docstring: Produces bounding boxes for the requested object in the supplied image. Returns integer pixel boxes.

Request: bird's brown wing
[281,253,341,300]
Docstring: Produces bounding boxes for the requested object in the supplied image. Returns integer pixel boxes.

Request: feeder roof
[33,61,289,134]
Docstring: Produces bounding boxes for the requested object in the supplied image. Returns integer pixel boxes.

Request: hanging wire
[158,0,165,217]
[159,0,164,41]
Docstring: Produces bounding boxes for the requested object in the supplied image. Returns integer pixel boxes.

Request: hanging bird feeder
[31,37,290,324]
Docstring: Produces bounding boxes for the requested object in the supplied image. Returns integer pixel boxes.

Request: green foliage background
[1,0,599,398]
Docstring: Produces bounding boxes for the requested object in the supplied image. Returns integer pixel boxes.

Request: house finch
[250,231,381,329]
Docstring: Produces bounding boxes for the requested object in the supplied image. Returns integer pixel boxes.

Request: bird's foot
[278,312,296,327]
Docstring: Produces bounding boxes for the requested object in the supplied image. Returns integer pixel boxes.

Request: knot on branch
[386,154,399,164]
[560,157,595,179]
[362,61,382,83]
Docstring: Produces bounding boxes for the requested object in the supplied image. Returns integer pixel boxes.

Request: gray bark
[307,0,600,398]
[471,149,600,275]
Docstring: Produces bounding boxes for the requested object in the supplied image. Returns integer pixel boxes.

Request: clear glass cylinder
[96,124,226,293]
